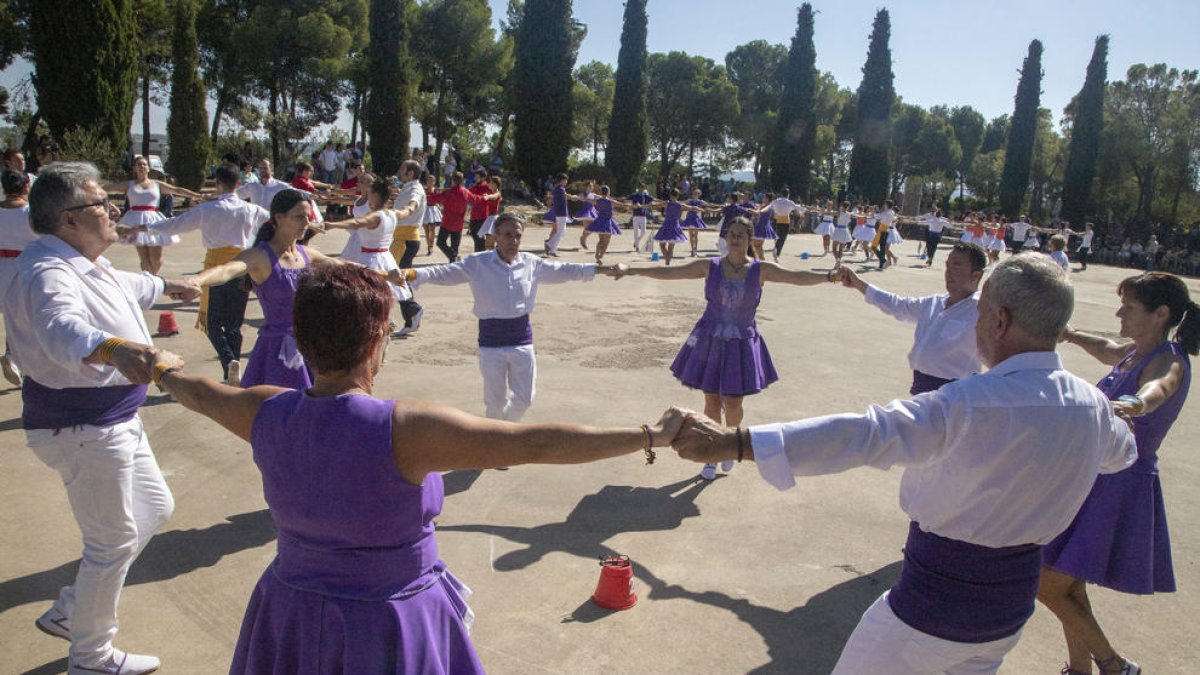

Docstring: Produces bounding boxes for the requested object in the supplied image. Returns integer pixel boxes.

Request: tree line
[0,1,1196,229]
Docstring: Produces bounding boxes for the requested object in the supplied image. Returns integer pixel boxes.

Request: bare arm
[391,400,683,485]
[325,211,384,230]
[158,368,285,442]
[759,262,833,287]
[613,258,709,281]
[835,266,870,295]
[1119,352,1189,420]
[1061,326,1131,366]
[189,248,264,287]
[155,180,205,200]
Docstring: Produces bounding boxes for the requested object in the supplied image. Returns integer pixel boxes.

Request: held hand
[836,266,857,287]
[1059,325,1074,343]
[651,406,690,446]
[671,413,737,464]
[164,277,201,302]
[386,269,408,287]
[152,349,185,373]
[108,342,159,385]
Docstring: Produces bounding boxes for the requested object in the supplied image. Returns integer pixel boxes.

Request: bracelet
[736,426,745,463]
[152,363,181,384]
[94,337,128,365]
[1117,394,1146,416]
[641,424,656,465]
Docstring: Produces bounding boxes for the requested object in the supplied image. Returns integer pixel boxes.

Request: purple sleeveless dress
[654,201,688,243]
[585,198,621,235]
[670,258,779,396]
[231,391,483,674]
[753,208,778,240]
[242,243,314,389]
[681,199,708,230]
[572,193,598,220]
[1043,342,1191,594]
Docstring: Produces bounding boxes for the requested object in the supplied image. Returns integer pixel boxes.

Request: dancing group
[3,159,1196,675]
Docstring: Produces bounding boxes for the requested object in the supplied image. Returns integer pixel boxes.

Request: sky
[2,0,1197,139]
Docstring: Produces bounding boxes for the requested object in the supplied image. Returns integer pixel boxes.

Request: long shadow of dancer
[437,476,715,571]
[0,509,275,614]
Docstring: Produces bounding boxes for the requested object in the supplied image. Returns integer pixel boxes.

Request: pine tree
[605,0,649,195]
[514,0,575,186]
[166,0,210,190]
[366,0,414,177]
[999,40,1044,219]
[771,3,817,197]
[846,9,894,204]
[28,0,139,164]
[1060,35,1108,225]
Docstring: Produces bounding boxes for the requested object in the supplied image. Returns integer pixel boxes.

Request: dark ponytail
[1177,301,1200,355]
[1117,272,1199,355]
[254,188,312,247]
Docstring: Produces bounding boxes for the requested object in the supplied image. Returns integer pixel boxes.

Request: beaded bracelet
[641,424,656,465]
[736,426,745,463]
[152,363,181,385]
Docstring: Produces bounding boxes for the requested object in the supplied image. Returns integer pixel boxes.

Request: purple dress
[681,200,708,230]
[654,201,688,243]
[541,186,569,223]
[585,198,621,235]
[241,244,314,389]
[670,258,778,396]
[1043,342,1190,594]
[572,194,598,220]
[753,208,778,240]
[231,391,483,674]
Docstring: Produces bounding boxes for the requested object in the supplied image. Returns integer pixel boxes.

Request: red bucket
[591,555,637,610]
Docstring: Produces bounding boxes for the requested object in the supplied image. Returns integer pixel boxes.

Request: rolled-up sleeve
[117,270,165,309]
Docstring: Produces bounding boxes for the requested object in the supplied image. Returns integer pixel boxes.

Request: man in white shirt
[6,162,198,675]
[407,214,616,421]
[318,142,339,184]
[389,160,427,336]
[837,241,986,394]
[670,252,1136,675]
[765,189,805,261]
[152,163,268,382]
[236,159,294,210]
[919,209,950,266]
[1008,215,1033,253]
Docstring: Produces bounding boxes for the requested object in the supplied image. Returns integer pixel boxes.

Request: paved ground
[2,222,1197,674]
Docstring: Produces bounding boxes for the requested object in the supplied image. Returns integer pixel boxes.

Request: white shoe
[69,649,160,675]
[700,464,717,481]
[408,307,424,332]
[225,360,241,387]
[35,606,70,641]
[392,327,413,338]
[1,352,21,387]
[720,460,734,473]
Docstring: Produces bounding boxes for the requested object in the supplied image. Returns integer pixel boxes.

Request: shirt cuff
[74,330,115,368]
[750,423,796,491]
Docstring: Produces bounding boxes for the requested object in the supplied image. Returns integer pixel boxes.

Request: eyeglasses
[61,199,113,213]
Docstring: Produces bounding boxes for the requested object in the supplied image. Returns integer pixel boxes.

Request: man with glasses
[4,162,198,674]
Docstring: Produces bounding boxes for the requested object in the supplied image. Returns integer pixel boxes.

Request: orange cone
[591,555,638,610]
[155,312,180,337]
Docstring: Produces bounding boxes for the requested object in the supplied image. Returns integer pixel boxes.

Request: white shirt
[1009,221,1031,241]
[0,204,37,250]
[152,192,268,249]
[1080,230,1094,249]
[865,286,981,380]
[411,250,595,320]
[319,149,339,172]
[920,213,948,234]
[236,177,299,210]
[4,236,164,388]
[877,208,896,228]
[768,198,804,218]
[750,351,1136,548]
[393,179,427,227]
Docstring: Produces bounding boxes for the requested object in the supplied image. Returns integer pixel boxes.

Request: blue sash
[22,378,147,430]
[478,315,533,348]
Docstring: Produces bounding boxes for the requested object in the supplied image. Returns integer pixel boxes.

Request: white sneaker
[1,352,21,387]
[69,649,160,675]
[392,327,413,338]
[35,606,70,641]
[700,464,717,481]
[720,460,735,473]
[409,307,424,332]
[225,360,241,387]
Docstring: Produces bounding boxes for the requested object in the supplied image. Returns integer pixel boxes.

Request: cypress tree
[1060,35,1108,225]
[365,0,414,177]
[771,3,817,197]
[28,0,139,162]
[166,0,210,190]
[999,40,1043,219]
[846,9,894,204]
[605,0,649,195]
[514,0,575,186]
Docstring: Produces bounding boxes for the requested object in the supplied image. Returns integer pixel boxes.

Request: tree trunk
[21,110,42,166]
[269,86,280,166]
[141,75,151,159]
[210,86,228,144]
[494,112,511,159]
[350,89,362,147]
[1132,164,1155,225]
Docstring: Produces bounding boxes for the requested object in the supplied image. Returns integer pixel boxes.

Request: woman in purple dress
[582,185,625,265]
[652,188,706,266]
[155,264,683,675]
[573,180,599,250]
[751,193,779,261]
[191,189,339,388]
[1038,272,1198,675]
[615,217,833,480]
[680,188,718,258]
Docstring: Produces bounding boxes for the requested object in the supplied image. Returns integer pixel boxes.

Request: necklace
[725,257,749,272]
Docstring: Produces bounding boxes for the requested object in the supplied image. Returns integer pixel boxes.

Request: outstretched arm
[759,262,834,287]
[1060,326,1131,367]
[189,247,264,287]
[612,258,709,281]
[158,365,286,442]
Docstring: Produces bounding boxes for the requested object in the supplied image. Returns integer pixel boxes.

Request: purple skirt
[572,203,598,220]
[586,216,622,235]
[654,220,687,243]
[670,323,778,396]
[1042,469,1175,594]
[754,219,779,240]
[229,563,484,674]
[242,328,314,390]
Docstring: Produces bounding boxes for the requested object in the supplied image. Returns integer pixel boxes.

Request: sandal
[1094,655,1140,675]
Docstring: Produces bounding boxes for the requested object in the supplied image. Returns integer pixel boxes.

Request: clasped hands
[649,406,743,464]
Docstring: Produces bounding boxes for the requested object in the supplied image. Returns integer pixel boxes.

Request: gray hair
[28,162,101,235]
[493,212,524,232]
[986,252,1074,341]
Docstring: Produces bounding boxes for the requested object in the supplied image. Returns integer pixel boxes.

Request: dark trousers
[468,219,486,252]
[925,231,942,264]
[1078,247,1090,269]
[876,240,890,268]
[437,228,462,262]
[774,227,789,256]
[1010,239,1025,254]
[398,240,420,269]
[206,277,250,379]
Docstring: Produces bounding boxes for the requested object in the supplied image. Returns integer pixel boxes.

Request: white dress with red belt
[119,181,180,246]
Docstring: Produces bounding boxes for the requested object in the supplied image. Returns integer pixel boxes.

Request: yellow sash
[196,246,244,332]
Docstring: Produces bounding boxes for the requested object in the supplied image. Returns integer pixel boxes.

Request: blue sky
[2,0,1196,137]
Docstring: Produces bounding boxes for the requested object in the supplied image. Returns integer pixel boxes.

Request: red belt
[361,247,389,253]
[131,206,159,212]
[0,249,20,258]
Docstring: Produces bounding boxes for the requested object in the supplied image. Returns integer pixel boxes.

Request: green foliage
[604,0,648,194]
[58,127,122,179]
[999,39,1043,219]
[513,0,576,185]
[573,61,614,164]
[166,0,210,189]
[28,0,140,159]
[912,114,962,180]
[948,105,984,205]
[771,3,817,196]
[811,72,852,196]
[1060,35,1108,224]
[646,51,739,177]
[846,9,894,204]
[980,115,1008,154]
[365,0,414,176]
[1029,108,1063,220]
[0,0,28,70]
[725,40,786,184]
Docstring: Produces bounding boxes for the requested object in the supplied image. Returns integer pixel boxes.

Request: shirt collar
[41,235,110,275]
[985,350,1063,377]
[488,250,525,269]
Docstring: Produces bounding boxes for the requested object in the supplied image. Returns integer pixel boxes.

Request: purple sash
[910,370,956,395]
[889,522,1041,643]
[478,315,533,348]
[22,377,147,430]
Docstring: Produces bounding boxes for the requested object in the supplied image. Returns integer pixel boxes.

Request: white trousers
[478,345,536,422]
[547,217,569,254]
[631,215,648,250]
[831,592,1022,675]
[27,416,174,665]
